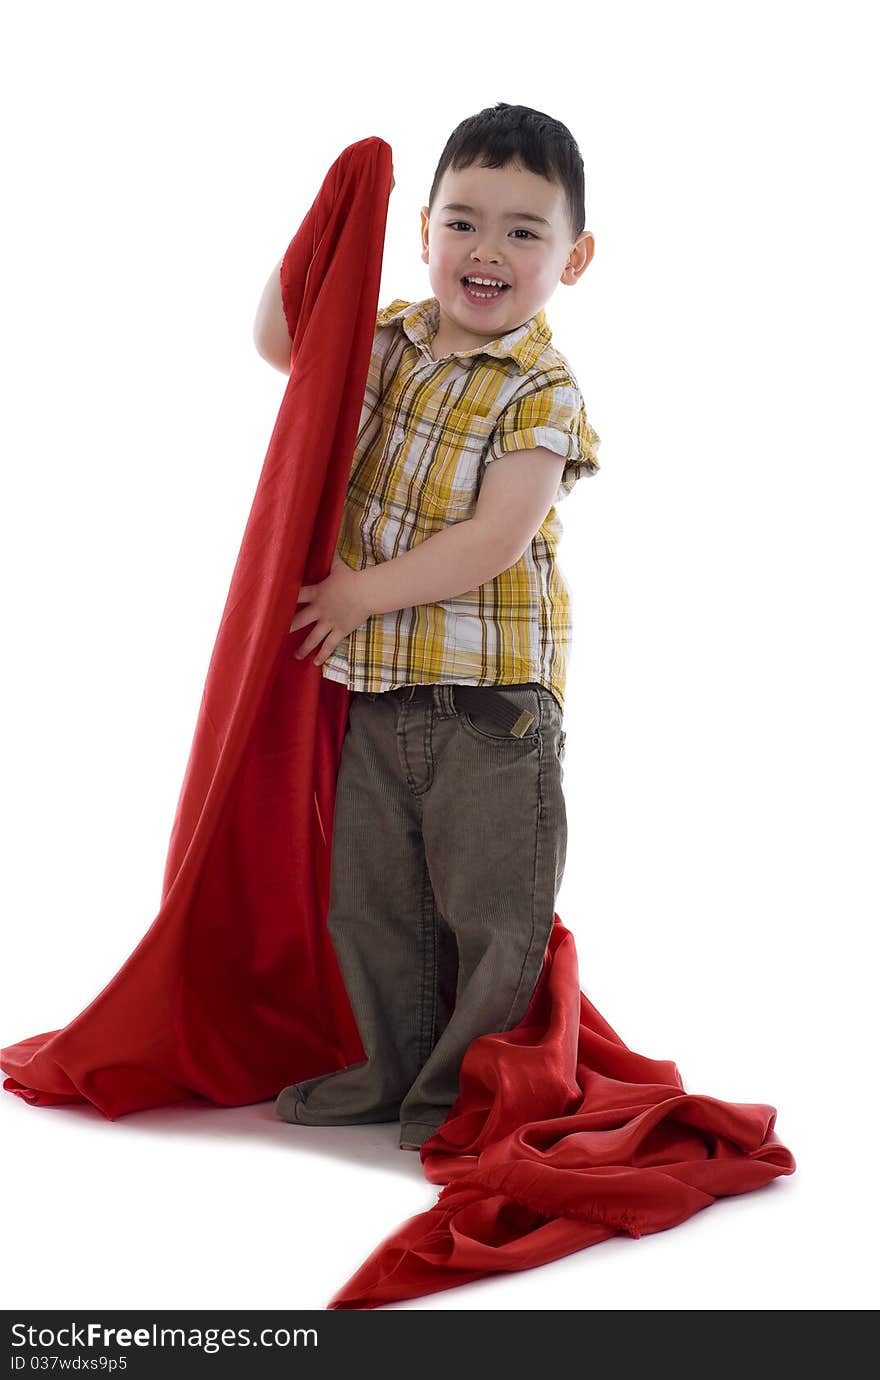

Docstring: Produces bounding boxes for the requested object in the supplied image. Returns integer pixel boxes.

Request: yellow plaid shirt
[321,295,601,710]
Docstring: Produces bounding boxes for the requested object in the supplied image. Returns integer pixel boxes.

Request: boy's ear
[565,232,595,282]
[420,206,430,263]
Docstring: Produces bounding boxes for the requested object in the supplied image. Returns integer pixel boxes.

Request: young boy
[254,104,601,1151]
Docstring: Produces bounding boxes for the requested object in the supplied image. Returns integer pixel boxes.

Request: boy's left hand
[290,554,373,666]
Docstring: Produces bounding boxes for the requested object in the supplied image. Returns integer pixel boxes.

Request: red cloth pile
[1,136,795,1309]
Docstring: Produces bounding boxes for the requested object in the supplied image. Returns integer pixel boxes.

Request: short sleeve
[485,377,601,499]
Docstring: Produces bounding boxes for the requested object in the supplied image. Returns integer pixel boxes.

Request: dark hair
[428,103,586,244]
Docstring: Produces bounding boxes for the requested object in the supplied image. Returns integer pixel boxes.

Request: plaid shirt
[321,295,601,710]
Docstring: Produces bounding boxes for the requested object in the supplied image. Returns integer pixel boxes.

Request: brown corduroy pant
[275,680,568,1149]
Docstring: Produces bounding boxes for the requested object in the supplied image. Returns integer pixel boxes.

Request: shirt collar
[377,296,551,374]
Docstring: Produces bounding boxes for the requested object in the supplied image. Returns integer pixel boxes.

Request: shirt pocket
[438,400,498,516]
[399,403,491,523]
[404,444,479,522]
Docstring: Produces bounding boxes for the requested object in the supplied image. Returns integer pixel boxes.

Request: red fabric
[1,135,796,1310]
[327,919,795,1308]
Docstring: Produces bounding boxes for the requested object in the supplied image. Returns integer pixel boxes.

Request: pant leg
[398,683,567,1146]
[275,689,452,1127]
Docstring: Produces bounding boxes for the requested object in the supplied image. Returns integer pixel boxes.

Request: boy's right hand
[254,163,395,374]
[253,253,291,374]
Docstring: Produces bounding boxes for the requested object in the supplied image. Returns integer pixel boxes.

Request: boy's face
[420,161,594,350]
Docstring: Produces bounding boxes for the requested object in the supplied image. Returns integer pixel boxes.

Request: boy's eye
[446,221,536,239]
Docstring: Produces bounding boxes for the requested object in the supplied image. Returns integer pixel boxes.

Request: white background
[2,0,877,1313]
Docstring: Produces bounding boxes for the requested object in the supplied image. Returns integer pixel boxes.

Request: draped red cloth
[1,135,796,1310]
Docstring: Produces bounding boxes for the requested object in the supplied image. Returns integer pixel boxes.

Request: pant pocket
[454,684,541,744]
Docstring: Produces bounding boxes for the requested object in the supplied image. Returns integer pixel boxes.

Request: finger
[311,632,337,666]
[294,626,326,660]
[289,612,316,634]
[296,586,314,603]
[320,628,344,664]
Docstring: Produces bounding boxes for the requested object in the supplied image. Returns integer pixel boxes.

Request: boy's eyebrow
[440,202,552,228]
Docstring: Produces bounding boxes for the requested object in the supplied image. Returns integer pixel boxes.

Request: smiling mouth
[460,276,511,299]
